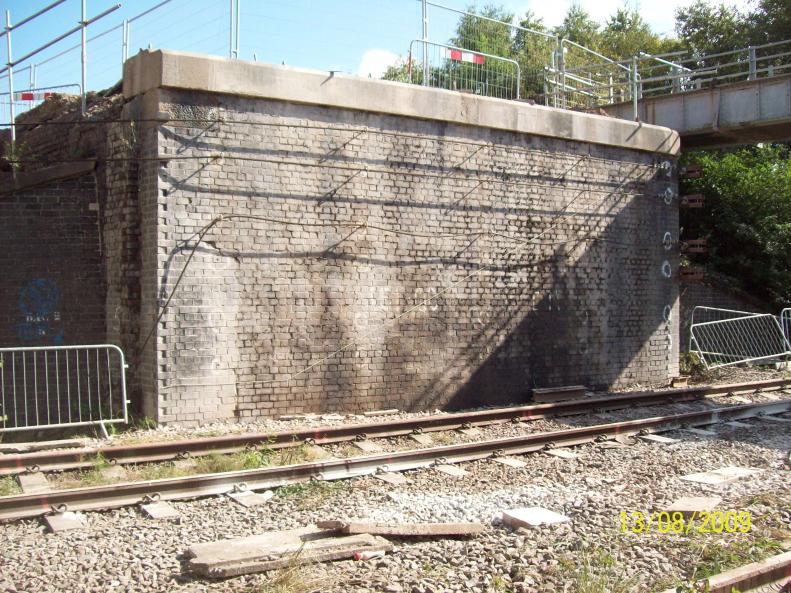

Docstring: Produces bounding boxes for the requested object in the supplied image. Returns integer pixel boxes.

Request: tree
[682,145,791,308]
[553,4,600,51]
[512,11,556,100]
[749,0,791,44]
[675,1,751,56]
[601,8,678,59]
[381,58,423,85]
[450,5,514,57]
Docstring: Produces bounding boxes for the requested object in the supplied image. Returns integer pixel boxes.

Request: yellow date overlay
[620,511,751,534]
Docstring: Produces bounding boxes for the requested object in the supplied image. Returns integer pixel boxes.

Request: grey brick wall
[147,90,680,424]
[0,175,105,348]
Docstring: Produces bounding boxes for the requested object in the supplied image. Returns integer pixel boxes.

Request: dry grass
[247,546,326,593]
[554,548,642,593]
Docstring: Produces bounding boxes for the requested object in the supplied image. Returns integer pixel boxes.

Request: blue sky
[1,0,753,103]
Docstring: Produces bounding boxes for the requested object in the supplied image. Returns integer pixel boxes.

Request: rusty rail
[0,399,788,521]
[1,378,788,476]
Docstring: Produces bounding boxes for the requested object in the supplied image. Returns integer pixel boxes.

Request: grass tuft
[0,476,21,496]
[555,548,641,593]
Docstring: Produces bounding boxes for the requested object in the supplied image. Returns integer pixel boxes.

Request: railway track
[0,397,789,521]
[1,378,788,476]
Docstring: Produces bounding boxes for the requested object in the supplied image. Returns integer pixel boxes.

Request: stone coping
[123,49,679,156]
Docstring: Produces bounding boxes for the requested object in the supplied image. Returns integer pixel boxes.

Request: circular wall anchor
[663,304,673,323]
[663,187,675,204]
[661,260,672,278]
[663,232,673,250]
[659,160,673,177]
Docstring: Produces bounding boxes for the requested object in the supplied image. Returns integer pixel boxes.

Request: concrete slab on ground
[306,444,337,460]
[316,520,484,537]
[639,434,678,445]
[493,456,527,468]
[410,433,434,446]
[545,449,579,460]
[363,409,399,417]
[45,511,86,532]
[458,427,482,438]
[141,501,181,520]
[100,466,127,480]
[665,496,722,517]
[17,472,50,494]
[759,415,791,423]
[502,507,570,529]
[681,427,718,437]
[375,472,410,485]
[435,464,468,477]
[228,490,274,508]
[680,466,761,485]
[721,421,752,429]
[353,439,383,454]
[0,438,85,454]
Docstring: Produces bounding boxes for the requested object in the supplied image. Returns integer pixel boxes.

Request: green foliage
[381,58,424,85]
[675,1,751,56]
[554,5,601,51]
[685,536,783,579]
[602,9,681,59]
[680,351,709,380]
[750,0,791,45]
[682,146,791,308]
[554,547,641,593]
[0,476,21,497]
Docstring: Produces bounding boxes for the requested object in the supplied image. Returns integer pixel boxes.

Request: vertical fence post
[229,0,234,58]
[234,0,240,60]
[4,10,15,156]
[748,46,756,80]
[80,0,87,114]
[631,55,639,121]
[421,0,428,86]
[122,18,128,66]
[559,39,566,109]
[608,73,613,103]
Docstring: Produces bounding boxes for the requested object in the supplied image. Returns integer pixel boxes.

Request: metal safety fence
[408,39,520,100]
[0,344,128,433]
[689,307,791,369]
[782,308,791,343]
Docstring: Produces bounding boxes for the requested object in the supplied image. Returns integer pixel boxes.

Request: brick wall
[0,175,105,348]
[148,89,679,424]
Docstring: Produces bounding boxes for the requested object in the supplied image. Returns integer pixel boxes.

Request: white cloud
[357,48,400,79]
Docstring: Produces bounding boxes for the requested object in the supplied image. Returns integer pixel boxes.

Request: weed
[131,416,157,431]
[557,547,641,593]
[247,544,324,593]
[0,476,21,496]
[486,574,514,592]
[431,431,455,445]
[680,352,710,381]
[686,536,783,579]
[276,480,350,510]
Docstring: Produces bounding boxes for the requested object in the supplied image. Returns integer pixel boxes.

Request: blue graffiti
[16,278,64,344]
[19,278,60,316]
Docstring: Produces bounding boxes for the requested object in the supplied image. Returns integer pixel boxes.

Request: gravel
[1,392,789,593]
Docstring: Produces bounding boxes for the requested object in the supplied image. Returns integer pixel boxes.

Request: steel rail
[1,378,788,476]
[0,399,789,521]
